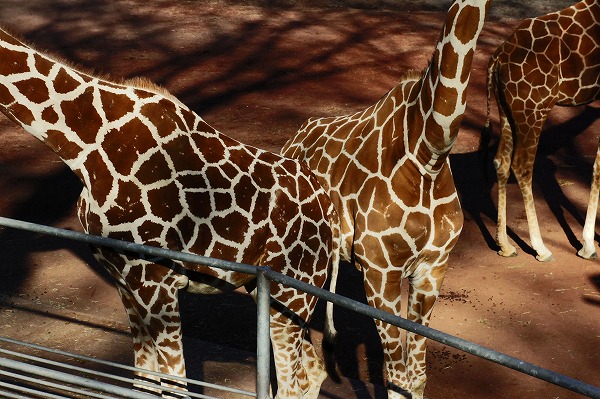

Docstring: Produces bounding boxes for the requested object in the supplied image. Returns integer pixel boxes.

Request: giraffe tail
[322,202,341,381]
[479,50,500,153]
[324,259,339,345]
[324,204,340,346]
[480,52,500,192]
[481,52,498,153]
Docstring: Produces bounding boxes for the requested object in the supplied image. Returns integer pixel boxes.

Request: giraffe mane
[398,68,426,83]
[0,26,183,106]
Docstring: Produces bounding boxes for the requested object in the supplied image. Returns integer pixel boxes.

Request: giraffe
[485,0,600,262]
[281,0,491,397]
[0,26,341,399]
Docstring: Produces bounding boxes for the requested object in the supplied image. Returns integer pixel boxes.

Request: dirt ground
[0,0,599,398]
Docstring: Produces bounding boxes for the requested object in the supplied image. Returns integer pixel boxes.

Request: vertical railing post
[256,267,271,399]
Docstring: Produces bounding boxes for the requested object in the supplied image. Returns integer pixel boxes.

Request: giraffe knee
[299,338,327,398]
[411,377,426,399]
[492,157,501,171]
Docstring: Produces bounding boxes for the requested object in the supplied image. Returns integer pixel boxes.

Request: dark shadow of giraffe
[584,273,600,307]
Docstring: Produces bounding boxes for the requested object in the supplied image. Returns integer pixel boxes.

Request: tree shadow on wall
[0,0,447,119]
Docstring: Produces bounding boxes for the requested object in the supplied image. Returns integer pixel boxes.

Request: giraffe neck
[411,0,490,173]
[0,28,190,184]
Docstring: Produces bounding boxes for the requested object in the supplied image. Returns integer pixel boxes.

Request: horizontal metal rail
[0,336,253,399]
[1,216,600,398]
[0,356,158,399]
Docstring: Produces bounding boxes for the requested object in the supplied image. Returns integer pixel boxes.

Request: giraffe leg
[269,309,311,399]
[405,261,447,399]
[493,106,518,258]
[578,144,600,259]
[301,336,328,399]
[258,226,330,398]
[363,268,411,399]
[252,272,326,399]
[511,117,554,262]
[117,286,160,393]
[116,276,188,398]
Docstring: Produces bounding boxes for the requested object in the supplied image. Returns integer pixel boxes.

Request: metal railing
[0,215,599,399]
[0,335,254,399]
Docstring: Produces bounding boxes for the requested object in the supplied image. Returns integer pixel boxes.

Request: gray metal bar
[0,346,138,389]
[0,390,39,399]
[255,268,272,399]
[0,357,157,399]
[0,336,254,398]
[0,216,258,277]
[0,347,198,399]
[0,368,119,399]
[0,380,70,399]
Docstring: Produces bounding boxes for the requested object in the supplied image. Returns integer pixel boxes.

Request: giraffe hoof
[577,248,598,260]
[535,252,554,262]
[497,248,518,258]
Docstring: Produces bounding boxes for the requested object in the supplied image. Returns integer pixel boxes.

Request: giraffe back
[490,0,600,108]
[0,26,337,295]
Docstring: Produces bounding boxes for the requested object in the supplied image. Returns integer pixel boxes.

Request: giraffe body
[0,27,340,398]
[282,1,491,397]
[486,0,600,261]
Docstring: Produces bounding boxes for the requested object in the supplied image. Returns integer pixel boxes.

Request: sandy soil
[0,1,598,398]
